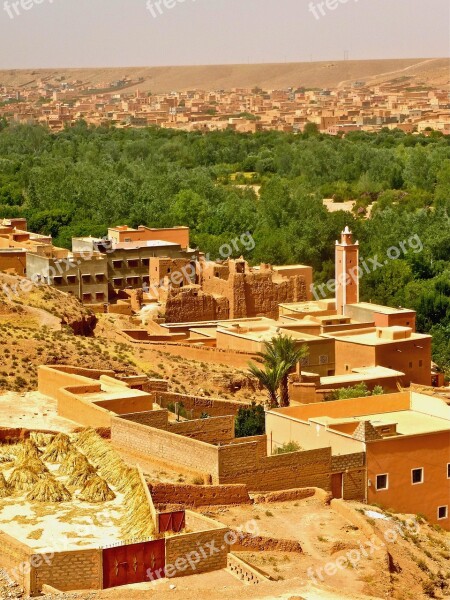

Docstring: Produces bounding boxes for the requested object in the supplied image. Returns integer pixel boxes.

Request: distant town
[1,73,449,134]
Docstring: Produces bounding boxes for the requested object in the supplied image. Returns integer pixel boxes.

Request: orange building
[266,392,450,528]
[107,225,190,250]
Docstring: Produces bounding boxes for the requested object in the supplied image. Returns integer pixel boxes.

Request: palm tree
[255,335,309,407]
[248,361,286,409]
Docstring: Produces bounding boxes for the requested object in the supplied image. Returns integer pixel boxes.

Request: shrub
[274,441,301,455]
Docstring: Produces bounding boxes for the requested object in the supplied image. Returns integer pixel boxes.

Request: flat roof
[279,300,335,312]
[348,302,415,315]
[315,411,450,436]
[113,240,180,250]
[325,328,430,346]
[218,325,324,343]
[320,366,403,386]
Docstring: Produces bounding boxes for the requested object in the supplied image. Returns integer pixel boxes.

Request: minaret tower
[335,226,359,315]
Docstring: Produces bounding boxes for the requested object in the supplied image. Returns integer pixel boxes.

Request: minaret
[335,226,359,315]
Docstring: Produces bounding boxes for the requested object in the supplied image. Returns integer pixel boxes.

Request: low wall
[0,531,33,595]
[150,482,251,507]
[111,417,220,480]
[31,549,103,595]
[57,386,113,429]
[38,365,114,399]
[227,553,271,584]
[165,511,229,577]
[218,444,332,492]
[154,391,249,418]
[169,415,235,445]
[93,394,153,415]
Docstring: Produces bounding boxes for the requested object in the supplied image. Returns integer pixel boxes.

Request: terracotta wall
[0,531,33,595]
[57,386,113,429]
[38,366,114,399]
[93,394,153,415]
[0,252,26,275]
[367,431,450,529]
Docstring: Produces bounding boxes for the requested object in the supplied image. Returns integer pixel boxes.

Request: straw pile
[67,464,97,488]
[42,433,71,463]
[0,472,11,498]
[17,439,42,462]
[16,455,48,475]
[30,432,55,447]
[27,474,71,503]
[8,466,39,492]
[76,429,154,539]
[59,450,91,476]
[78,475,116,503]
[76,429,129,488]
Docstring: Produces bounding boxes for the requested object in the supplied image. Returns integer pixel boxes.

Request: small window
[447,463,450,479]
[67,275,77,284]
[82,293,91,302]
[53,276,63,285]
[112,260,123,269]
[419,360,423,367]
[438,506,448,520]
[412,468,424,485]
[409,362,413,369]
[96,292,105,301]
[376,474,388,491]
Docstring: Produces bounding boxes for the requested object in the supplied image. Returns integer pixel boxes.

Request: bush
[274,441,302,455]
[235,402,265,438]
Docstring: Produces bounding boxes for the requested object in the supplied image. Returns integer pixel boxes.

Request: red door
[158,511,186,534]
[331,473,343,499]
[103,540,165,589]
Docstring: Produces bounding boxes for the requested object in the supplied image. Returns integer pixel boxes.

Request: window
[447,464,450,479]
[438,506,448,520]
[419,360,423,367]
[82,293,91,302]
[142,258,150,266]
[127,259,139,268]
[409,362,413,369]
[319,355,329,365]
[376,474,388,491]
[411,468,424,485]
[81,274,91,283]
[53,276,63,285]
[67,275,77,284]
[113,278,123,288]
[112,260,123,269]
[96,274,106,282]
[95,292,105,301]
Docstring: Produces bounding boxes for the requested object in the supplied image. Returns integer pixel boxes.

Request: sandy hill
[0,58,448,93]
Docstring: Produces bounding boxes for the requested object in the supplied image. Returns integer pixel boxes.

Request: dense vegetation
[1,122,450,373]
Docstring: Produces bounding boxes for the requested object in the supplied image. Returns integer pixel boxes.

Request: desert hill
[1,58,448,93]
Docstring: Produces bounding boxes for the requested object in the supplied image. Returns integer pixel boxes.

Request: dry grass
[8,466,39,492]
[0,472,11,498]
[78,475,116,503]
[17,438,42,462]
[16,455,48,475]
[42,433,71,463]
[30,432,55,447]
[27,474,72,503]
[58,450,91,476]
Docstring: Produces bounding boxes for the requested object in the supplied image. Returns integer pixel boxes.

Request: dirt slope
[0,58,448,93]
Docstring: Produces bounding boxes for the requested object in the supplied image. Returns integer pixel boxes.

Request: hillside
[0,58,448,93]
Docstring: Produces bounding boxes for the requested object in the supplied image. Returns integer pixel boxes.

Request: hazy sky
[0,0,448,69]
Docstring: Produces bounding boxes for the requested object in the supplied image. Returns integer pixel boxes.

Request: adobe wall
[218,443,332,492]
[331,453,366,501]
[0,531,33,596]
[111,417,220,479]
[165,512,229,577]
[38,365,115,399]
[375,339,431,386]
[31,549,102,595]
[164,287,229,323]
[122,409,169,429]
[93,394,153,415]
[0,252,26,276]
[57,386,113,429]
[154,391,249,418]
[150,482,251,507]
[169,415,235,445]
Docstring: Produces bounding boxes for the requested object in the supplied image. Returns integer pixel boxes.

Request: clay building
[266,391,450,528]
[199,258,313,320]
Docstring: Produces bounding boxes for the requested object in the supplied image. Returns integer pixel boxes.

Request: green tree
[235,403,265,438]
[248,361,286,408]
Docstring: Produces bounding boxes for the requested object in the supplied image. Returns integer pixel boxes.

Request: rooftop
[348,302,416,315]
[325,327,430,346]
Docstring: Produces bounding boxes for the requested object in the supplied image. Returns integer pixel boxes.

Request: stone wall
[0,532,32,595]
